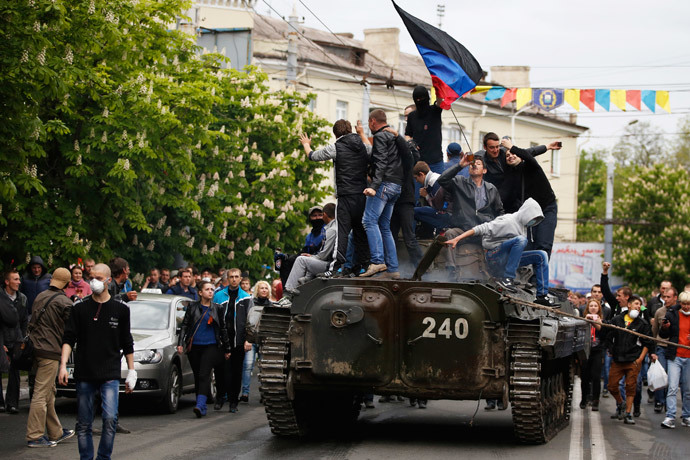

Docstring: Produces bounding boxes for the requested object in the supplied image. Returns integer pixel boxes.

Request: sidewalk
[1,375,31,402]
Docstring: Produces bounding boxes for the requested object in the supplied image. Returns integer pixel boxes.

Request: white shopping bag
[647,359,668,391]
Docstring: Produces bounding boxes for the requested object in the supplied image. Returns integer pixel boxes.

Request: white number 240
[421,317,469,339]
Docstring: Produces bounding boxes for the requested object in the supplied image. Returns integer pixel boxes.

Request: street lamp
[604,119,638,263]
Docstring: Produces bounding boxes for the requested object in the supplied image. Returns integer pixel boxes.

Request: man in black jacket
[500,137,562,258]
[302,119,371,276]
[0,269,28,414]
[604,295,653,425]
[360,109,404,278]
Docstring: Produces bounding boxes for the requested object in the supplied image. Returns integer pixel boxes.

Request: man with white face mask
[58,263,135,460]
[659,290,690,429]
[604,295,653,425]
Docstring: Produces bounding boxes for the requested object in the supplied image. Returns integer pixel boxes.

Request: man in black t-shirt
[59,263,135,459]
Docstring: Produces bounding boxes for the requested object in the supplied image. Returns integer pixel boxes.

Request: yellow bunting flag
[564,89,580,111]
[611,90,626,111]
[471,86,492,94]
[656,91,671,113]
[516,88,532,110]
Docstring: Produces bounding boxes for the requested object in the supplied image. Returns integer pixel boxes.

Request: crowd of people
[570,264,690,429]
[2,89,689,459]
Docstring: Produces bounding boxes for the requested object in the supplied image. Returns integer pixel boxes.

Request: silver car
[58,294,199,413]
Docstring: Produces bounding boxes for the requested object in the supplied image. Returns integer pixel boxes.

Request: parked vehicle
[58,294,198,413]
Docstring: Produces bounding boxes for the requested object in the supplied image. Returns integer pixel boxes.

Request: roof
[251,13,586,131]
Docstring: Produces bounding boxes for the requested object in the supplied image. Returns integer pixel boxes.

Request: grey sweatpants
[284,256,330,291]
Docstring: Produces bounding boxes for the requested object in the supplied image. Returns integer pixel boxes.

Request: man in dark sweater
[59,263,135,460]
[302,119,371,276]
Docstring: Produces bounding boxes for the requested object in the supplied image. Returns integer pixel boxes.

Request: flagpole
[449,106,472,154]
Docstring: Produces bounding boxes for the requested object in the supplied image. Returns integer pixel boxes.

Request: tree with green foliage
[0,0,330,279]
[576,149,607,242]
[613,164,690,295]
[612,120,668,167]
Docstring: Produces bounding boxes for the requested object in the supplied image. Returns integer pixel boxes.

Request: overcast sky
[260,0,690,151]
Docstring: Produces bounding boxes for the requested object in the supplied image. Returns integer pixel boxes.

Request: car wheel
[160,364,181,414]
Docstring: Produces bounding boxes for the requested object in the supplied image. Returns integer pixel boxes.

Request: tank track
[257,306,303,436]
[508,322,574,444]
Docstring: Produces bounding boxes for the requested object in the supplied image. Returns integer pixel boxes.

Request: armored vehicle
[252,241,590,444]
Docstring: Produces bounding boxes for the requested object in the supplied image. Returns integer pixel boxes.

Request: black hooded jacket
[405,87,443,165]
[20,255,52,312]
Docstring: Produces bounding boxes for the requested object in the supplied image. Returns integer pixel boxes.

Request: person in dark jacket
[176,281,230,418]
[500,137,562,258]
[658,291,690,429]
[20,255,52,313]
[579,298,606,412]
[25,267,74,447]
[405,87,444,174]
[302,119,371,276]
[107,257,137,303]
[604,295,654,425]
[275,206,327,284]
[600,262,636,319]
[240,281,274,402]
[360,109,404,278]
[166,268,198,300]
[0,269,28,414]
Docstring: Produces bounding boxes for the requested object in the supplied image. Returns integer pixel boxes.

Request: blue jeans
[602,352,612,388]
[76,380,119,460]
[363,182,401,272]
[241,344,259,396]
[485,236,549,296]
[414,206,451,231]
[666,356,690,419]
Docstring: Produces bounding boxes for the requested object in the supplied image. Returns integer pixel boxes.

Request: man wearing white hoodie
[445,198,552,306]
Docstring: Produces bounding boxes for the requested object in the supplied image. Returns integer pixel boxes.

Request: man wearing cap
[0,269,28,414]
[25,268,75,448]
[444,142,469,178]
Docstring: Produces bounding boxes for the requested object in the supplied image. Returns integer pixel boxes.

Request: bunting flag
[626,90,641,110]
[393,1,483,109]
[461,85,671,113]
[516,88,532,109]
[565,89,580,111]
[580,89,595,111]
[501,88,516,107]
[611,90,626,111]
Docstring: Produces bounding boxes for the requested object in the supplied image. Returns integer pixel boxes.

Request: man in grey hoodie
[446,198,552,306]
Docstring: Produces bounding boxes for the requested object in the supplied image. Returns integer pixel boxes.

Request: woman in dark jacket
[580,299,605,411]
[176,281,230,417]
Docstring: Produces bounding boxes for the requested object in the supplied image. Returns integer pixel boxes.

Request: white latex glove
[125,369,137,391]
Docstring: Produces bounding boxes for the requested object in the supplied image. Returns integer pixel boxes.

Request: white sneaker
[682,417,690,427]
[661,417,675,429]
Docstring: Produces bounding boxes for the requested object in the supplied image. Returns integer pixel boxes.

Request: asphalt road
[1,376,688,459]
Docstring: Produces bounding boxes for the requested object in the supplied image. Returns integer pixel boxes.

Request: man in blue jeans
[360,109,405,279]
[445,198,552,306]
[59,263,136,460]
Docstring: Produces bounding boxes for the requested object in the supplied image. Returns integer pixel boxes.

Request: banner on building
[549,243,624,294]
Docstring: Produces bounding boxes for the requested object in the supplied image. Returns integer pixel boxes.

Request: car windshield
[129,300,170,330]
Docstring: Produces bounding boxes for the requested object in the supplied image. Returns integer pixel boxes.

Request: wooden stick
[505,295,690,352]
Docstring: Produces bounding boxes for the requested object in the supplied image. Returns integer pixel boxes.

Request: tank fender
[539,318,558,347]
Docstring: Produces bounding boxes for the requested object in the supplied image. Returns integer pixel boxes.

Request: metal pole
[604,158,614,263]
[286,6,298,88]
[361,82,370,136]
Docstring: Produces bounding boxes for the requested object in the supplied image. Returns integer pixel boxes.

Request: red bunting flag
[501,88,517,107]
[626,90,641,110]
[580,89,595,111]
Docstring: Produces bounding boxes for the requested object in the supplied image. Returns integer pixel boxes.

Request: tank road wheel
[510,343,575,444]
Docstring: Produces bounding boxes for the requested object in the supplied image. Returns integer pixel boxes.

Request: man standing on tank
[405,86,444,176]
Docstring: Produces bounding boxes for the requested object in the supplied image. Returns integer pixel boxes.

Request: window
[551,148,560,176]
[307,97,316,112]
[335,100,348,120]
[479,131,488,149]
[446,124,463,144]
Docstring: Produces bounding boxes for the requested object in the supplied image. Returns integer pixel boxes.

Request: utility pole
[437,4,445,28]
[286,5,299,88]
[604,158,614,263]
[361,83,371,136]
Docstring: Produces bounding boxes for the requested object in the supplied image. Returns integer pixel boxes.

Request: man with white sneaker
[25,267,75,448]
[659,290,690,429]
